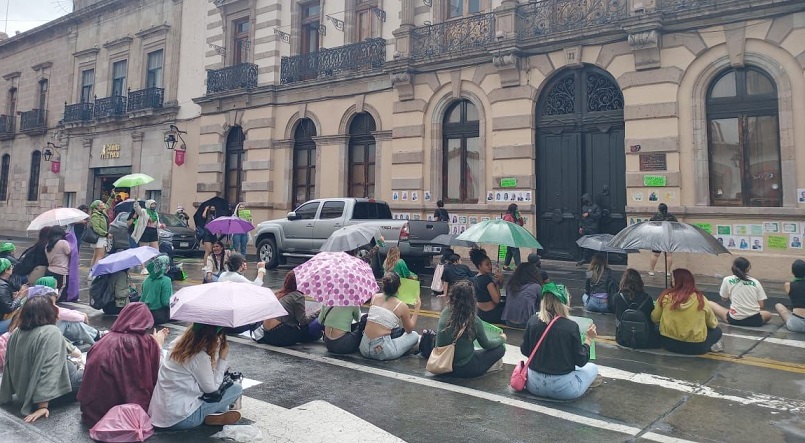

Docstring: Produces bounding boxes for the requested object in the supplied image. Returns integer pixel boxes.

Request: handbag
[430,264,445,293]
[82,227,100,244]
[510,316,559,391]
[426,325,467,375]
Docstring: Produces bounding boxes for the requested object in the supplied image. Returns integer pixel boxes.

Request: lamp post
[164,124,187,166]
[42,142,61,173]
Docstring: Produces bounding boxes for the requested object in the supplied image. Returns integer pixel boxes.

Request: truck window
[320,201,345,219]
[295,202,320,220]
[353,202,392,220]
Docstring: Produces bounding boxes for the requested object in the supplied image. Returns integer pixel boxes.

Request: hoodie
[651,292,718,343]
[131,199,159,243]
[140,256,172,311]
[579,193,601,235]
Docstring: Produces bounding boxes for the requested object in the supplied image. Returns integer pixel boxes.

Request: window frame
[7,88,16,117]
[145,49,164,89]
[442,100,480,204]
[111,59,128,97]
[299,1,321,55]
[28,151,41,201]
[355,0,378,42]
[292,119,317,208]
[80,69,95,103]
[231,16,251,66]
[347,113,376,199]
[320,201,346,219]
[0,154,9,201]
[443,0,483,19]
[37,80,48,111]
[224,126,245,206]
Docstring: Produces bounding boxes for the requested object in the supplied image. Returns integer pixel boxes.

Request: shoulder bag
[82,226,100,244]
[426,324,467,375]
[510,316,559,391]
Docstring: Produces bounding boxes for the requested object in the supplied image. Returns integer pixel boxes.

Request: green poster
[717,225,731,235]
[693,223,713,234]
[643,175,667,187]
[500,178,518,188]
[767,235,788,250]
[498,245,507,261]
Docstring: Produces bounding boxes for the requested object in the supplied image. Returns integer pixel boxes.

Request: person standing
[89,200,110,273]
[231,203,251,256]
[44,226,70,292]
[648,203,678,276]
[577,193,601,266]
[434,200,450,222]
[502,203,524,271]
[201,205,219,264]
[175,205,190,225]
[132,200,161,250]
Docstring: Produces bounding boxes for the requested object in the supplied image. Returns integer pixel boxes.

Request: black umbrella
[576,233,638,254]
[431,234,477,248]
[193,196,230,228]
[113,199,146,216]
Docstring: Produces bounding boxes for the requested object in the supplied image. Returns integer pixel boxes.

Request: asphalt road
[0,238,803,443]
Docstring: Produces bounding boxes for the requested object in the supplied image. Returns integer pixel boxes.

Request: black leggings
[323,330,363,354]
[258,323,322,347]
[150,307,171,326]
[450,346,506,378]
[660,327,723,355]
[477,304,504,325]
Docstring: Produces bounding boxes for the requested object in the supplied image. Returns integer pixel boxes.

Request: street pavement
[0,234,803,442]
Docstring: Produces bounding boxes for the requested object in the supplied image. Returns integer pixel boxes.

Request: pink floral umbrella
[294,252,378,307]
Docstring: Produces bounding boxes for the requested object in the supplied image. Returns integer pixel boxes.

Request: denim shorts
[786,313,805,333]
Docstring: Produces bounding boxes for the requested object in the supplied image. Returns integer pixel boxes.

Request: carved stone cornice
[31,62,53,72]
[492,51,520,88]
[311,134,349,146]
[390,71,414,101]
[628,29,661,71]
[103,36,134,51]
[2,71,21,81]
[135,24,171,40]
[73,47,100,59]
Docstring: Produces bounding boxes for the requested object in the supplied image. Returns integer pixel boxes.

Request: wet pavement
[0,234,803,442]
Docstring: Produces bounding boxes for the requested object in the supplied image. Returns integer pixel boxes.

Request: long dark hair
[276,271,297,299]
[211,241,226,272]
[732,257,751,281]
[36,226,52,249]
[619,268,644,302]
[588,253,608,284]
[46,226,66,253]
[507,262,539,294]
[446,281,477,341]
[506,203,518,215]
[225,252,245,272]
[469,248,488,268]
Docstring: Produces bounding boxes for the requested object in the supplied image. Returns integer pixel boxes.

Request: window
[294,201,320,219]
[28,151,41,201]
[443,100,480,203]
[292,119,317,208]
[146,190,161,206]
[224,127,245,205]
[445,0,481,18]
[63,191,76,208]
[38,80,48,111]
[320,201,345,219]
[0,154,9,201]
[353,201,392,219]
[348,113,376,199]
[232,18,250,65]
[111,60,128,97]
[6,88,16,116]
[80,69,94,103]
[300,2,321,54]
[146,49,164,89]
[356,0,377,41]
[707,67,780,207]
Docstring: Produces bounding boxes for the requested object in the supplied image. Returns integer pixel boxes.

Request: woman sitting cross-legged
[359,273,421,361]
[614,269,660,349]
[254,272,322,347]
[709,257,772,327]
[218,253,266,286]
[502,262,544,328]
[520,282,601,400]
[321,304,363,354]
[203,241,230,284]
[582,253,618,314]
[435,281,506,378]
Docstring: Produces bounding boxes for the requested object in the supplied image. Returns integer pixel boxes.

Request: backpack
[615,293,651,348]
[418,329,437,358]
[12,246,38,276]
[89,274,115,310]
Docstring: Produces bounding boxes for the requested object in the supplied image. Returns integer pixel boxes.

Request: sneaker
[648,271,655,276]
[229,396,242,411]
[204,410,241,426]
[503,266,512,271]
[710,341,724,353]
[589,375,604,388]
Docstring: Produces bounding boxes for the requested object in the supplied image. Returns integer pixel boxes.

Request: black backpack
[89,274,115,310]
[615,293,651,348]
[13,246,38,276]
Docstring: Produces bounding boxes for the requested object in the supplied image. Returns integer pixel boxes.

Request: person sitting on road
[471,253,505,325]
[254,271,322,347]
[582,253,618,314]
[709,257,772,327]
[435,281,506,378]
[33,278,101,346]
[520,282,601,400]
[77,302,168,427]
[203,241,230,283]
[0,259,25,334]
[218,253,266,286]
[0,242,18,266]
[359,273,421,361]
[384,246,417,280]
[97,269,139,315]
[440,253,476,298]
[140,255,173,325]
[149,324,243,429]
[502,262,543,329]
[614,269,659,349]
[776,259,805,333]
[321,304,363,355]
[651,269,723,354]
[0,295,84,423]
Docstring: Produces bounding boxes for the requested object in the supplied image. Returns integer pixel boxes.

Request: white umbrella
[169,282,287,328]
[319,225,380,252]
[27,207,89,231]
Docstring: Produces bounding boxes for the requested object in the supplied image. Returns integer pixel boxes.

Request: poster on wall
[767,235,788,250]
[459,216,468,224]
[424,191,432,202]
[481,217,490,222]
[524,191,532,202]
[782,222,799,234]
[733,225,748,236]
[798,189,805,203]
[392,191,399,201]
[750,236,764,251]
[736,236,750,250]
[487,192,494,202]
[692,223,713,234]
[716,225,732,235]
[763,222,780,234]
[790,234,802,249]
[469,216,478,225]
[401,191,408,201]
[750,224,763,236]
[721,236,737,249]
[411,191,419,202]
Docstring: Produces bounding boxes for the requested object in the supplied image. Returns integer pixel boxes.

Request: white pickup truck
[254,198,449,270]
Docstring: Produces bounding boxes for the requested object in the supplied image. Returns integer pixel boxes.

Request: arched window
[0,154,9,201]
[443,100,480,203]
[293,119,317,207]
[28,150,41,201]
[225,126,245,205]
[707,67,780,207]
[348,113,376,198]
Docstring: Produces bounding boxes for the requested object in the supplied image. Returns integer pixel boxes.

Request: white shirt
[218,270,264,286]
[719,275,767,320]
[148,351,229,428]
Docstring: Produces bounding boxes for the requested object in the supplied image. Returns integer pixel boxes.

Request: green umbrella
[113,173,155,188]
[456,219,543,249]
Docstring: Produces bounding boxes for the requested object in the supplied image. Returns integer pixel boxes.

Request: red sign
[174,149,185,166]
[50,161,61,173]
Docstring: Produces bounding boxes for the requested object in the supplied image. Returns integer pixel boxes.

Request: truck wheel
[258,238,279,269]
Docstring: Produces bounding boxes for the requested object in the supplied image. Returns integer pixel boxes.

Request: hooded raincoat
[140,256,172,312]
[579,193,601,235]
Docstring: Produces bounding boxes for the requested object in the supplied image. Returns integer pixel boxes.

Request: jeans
[128,236,138,249]
[0,318,11,334]
[450,346,505,378]
[504,247,521,268]
[660,327,723,355]
[168,383,243,430]
[526,364,599,400]
[67,360,84,393]
[232,234,248,256]
[583,294,610,313]
[58,320,99,345]
[324,330,363,354]
[359,332,420,361]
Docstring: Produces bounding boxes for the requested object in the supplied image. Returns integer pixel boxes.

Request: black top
[650,212,678,222]
[473,273,496,303]
[521,316,590,375]
[442,263,476,285]
[0,278,21,316]
[789,279,805,309]
[434,208,450,222]
[585,268,617,296]
[614,291,654,321]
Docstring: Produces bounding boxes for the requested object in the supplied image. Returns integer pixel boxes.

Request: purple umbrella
[90,246,160,277]
[204,216,254,235]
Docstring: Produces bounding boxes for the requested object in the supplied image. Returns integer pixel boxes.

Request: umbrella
[608,221,730,287]
[576,234,638,254]
[113,173,154,188]
[27,207,89,231]
[114,199,146,216]
[170,282,287,328]
[456,219,543,250]
[294,252,379,307]
[320,225,380,252]
[90,246,160,276]
[204,216,254,235]
[431,233,477,249]
[193,196,230,228]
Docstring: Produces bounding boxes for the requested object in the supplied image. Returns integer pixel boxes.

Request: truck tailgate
[406,221,450,245]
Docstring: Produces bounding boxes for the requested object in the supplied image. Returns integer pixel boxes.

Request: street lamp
[164,124,187,151]
[42,142,61,161]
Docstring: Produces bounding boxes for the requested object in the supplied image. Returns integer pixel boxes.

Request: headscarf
[145,255,170,279]
[90,200,103,212]
[541,282,568,305]
[145,199,158,223]
[0,258,11,274]
[35,276,58,289]
[0,242,15,253]
[26,285,58,299]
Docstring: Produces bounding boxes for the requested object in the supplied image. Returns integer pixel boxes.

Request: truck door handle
[306,224,314,228]
[334,224,342,228]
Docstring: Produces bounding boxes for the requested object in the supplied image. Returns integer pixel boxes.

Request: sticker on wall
[486,192,494,202]
[459,216,468,224]
[424,191,432,202]
[392,191,399,201]
[733,225,748,236]
[716,225,732,235]
[524,191,532,202]
[767,235,788,250]
[763,222,780,234]
[411,191,419,202]
[401,191,408,201]
[749,236,764,251]
[790,234,802,249]
[782,222,798,234]
[469,216,478,225]
[798,189,805,203]
[648,191,658,202]
[631,192,644,202]
[749,224,763,236]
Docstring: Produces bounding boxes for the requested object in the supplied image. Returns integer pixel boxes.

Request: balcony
[94,96,128,118]
[657,0,717,13]
[206,63,258,94]
[280,38,386,85]
[63,102,94,123]
[127,87,164,112]
[410,14,495,60]
[516,0,628,41]
[19,109,46,134]
[0,115,14,140]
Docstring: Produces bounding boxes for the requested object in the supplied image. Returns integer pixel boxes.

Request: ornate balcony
[657,0,717,12]
[63,102,94,123]
[0,115,14,140]
[127,87,164,112]
[206,63,258,94]
[410,14,495,60]
[94,96,127,118]
[19,109,46,134]
[280,38,386,84]
[516,0,628,40]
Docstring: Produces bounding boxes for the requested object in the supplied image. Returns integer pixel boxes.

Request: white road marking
[722,332,805,349]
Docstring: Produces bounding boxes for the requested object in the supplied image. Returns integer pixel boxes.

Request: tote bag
[430,263,445,293]
[426,325,466,375]
[397,277,421,305]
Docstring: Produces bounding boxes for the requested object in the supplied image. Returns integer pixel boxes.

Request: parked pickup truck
[254,198,449,270]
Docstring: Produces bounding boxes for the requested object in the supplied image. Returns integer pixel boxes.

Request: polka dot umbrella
[293,251,379,307]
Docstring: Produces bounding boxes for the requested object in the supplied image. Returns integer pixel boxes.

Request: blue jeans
[583,294,610,313]
[526,364,599,400]
[128,236,138,249]
[58,320,99,345]
[168,382,243,430]
[359,332,420,361]
[0,318,11,335]
[232,234,248,256]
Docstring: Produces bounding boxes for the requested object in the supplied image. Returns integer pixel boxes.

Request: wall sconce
[164,124,187,151]
[43,142,61,161]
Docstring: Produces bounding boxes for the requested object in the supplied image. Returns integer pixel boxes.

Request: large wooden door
[537,131,581,260]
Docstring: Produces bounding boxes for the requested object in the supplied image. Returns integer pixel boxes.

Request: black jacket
[579,193,601,235]
[0,278,21,317]
[521,316,590,375]
[585,268,618,312]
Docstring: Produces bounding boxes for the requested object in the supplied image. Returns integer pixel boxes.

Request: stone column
[394,0,416,57]
[131,131,144,173]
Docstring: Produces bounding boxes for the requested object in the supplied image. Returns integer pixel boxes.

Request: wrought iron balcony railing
[657,0,717,12]
[280,38,386,85]
[127,87,164,112]
[516,0,628,40]
[63,102,94,123]
[94,96,127,118]
[19,109,46,132]
[207,63,258,94]
[0,114,14,139]
[411,13,495,60]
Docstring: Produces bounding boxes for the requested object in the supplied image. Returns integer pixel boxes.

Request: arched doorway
[535,66,626,261]
[224,126,245,205]
[348,113,376,198]
[293,118,317,208]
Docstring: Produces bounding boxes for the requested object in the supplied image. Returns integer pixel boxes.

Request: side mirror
[287,211,299,221]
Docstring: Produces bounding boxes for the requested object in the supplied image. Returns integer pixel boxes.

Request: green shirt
[140,275,172,311]
[392,259,415,279]
[436,307,505,367]
[320,306,361,333]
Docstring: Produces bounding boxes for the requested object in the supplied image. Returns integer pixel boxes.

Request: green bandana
[0,258,11,274]
[541,282,568,305]
[0,242,15,253]
[35,276,58,289]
